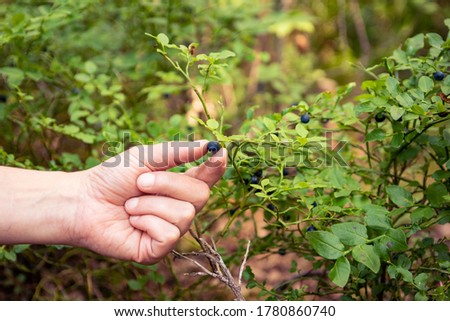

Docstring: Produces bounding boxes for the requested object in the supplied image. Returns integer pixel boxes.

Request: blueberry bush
[0,0,449,300]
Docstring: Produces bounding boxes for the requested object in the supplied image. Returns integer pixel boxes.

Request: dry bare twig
[171,230,250,301]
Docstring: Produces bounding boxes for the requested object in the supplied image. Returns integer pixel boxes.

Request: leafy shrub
[0,1,449,300]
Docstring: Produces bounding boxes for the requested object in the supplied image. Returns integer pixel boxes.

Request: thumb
[130,140,209,171]
[185,146,228,187]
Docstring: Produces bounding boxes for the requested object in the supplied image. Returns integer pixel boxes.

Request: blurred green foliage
[0,0,449,300]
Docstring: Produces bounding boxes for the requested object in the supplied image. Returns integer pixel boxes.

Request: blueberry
[375,112,386,122]
[267,203,276,211]
[277,248,287,256]
[206,141,221,154]
[433,71,445,81]
[250,175,259,184]
[0,94,7,103]
[254,169,263,178]
[300,113,310,124]
[282,167,289,176]
[312,201,317,207]
[306,225,317,232]
[230,208,237,215]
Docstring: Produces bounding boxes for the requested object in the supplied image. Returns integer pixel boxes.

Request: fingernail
[138,173,155,187]
[126,197,138,210]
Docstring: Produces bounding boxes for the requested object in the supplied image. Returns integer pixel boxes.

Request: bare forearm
[0,166,82,245]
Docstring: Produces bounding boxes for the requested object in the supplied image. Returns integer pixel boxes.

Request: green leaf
[216,50,236,60]
[405,33,424,54]
[414,292,429,301]
[306,231,345,260]
[418,76,434,93]
[13,244,30,253]
[443,128,450,146]
[365,128,386,142]
[386,185,414,207]
[425,182,448,207]
[84,61,98,74]
[386,76,399,95]
[327,166,346,189]
[352,244,380,273]
[261,178,270,187]
[427,33,444,47]
[331,222,368,246]
[0,67,25,87]
[74,132,96,144]
[411,207,434,224]
[410,104,426,115]
[390,132,403,148]
[395,93,414,108]
[206,118,219,130]
[363,204,391,230]
[414,273,429,291]
[4,250,17,262]
[396,266,413,283]
[127,279,144,291]
[389,105,405,120]
[242,265,255,281]
[74,73,91,83]
[295,123,308,138]
[328,257,350,287]
[381,228,408,251]
[262,117,276,131]
[156,33,169,46]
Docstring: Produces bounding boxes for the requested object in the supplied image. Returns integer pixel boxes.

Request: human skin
[0,140,227,264]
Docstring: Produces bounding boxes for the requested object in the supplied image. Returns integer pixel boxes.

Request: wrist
[0,167,84,246]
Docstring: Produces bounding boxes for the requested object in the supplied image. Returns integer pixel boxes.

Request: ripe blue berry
[0,94,7,103]
[312,201,317,207]
[206,141,221,154]
[277,248,287,255]
[375,112,386,122]
[306,225,317,232]
[254,169,263,178]
[300,113,310,124]
[433,71,445,81]
[250,175,259,184]
[282,167,289,176]
[267,203,276,211]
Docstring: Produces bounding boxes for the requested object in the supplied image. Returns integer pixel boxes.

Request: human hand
[72,140,227,263]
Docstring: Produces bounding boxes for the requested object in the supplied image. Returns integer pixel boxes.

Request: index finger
[128,140,209,171]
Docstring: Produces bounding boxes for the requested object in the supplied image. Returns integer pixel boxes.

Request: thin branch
[172,250,218,278]
[238,240,251,287]
[175,231,246,300]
